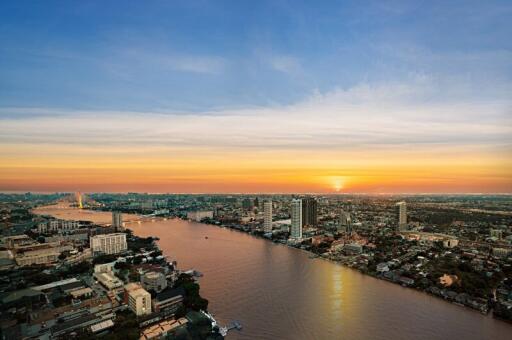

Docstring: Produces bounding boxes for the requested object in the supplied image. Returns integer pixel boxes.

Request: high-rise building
[112,211,123,231]
[290,199,302,239]
[338,210,352,234]
[397,201,407,231]
[301,197,318,227]
[90,233,127,255]
[263,200,273,233]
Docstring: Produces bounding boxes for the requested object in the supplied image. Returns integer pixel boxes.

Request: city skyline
[1,1,511,193]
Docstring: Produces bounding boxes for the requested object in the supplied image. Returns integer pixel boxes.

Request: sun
[329,176,346,192]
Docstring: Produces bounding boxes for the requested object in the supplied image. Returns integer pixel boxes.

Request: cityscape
[1,1,512,340]
[0,193,511,339]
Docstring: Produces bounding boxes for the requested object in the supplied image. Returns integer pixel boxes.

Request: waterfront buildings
[142,271,168,293]
[343,243,363,255]
[112,211,123,231]
[152,287,185,314]
[187,210,214,222]
[90,232,127,255]
[301,197,318,227]
[263,200,272,233]
[290,199,302,239]
[37,219,80,234]
[397,201,407,231]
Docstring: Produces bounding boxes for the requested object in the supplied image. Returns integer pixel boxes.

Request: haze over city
[1,1,511,193]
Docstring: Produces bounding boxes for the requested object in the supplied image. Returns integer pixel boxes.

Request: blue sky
[0,1,511,193]
[1,0,511,113]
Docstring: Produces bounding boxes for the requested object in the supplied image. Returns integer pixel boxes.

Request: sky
[0,0,511,193]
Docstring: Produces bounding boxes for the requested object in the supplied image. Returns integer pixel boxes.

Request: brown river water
[34,204,512,340]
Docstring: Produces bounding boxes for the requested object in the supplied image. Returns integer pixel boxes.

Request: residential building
[263,200,272,233]
[112,211,123,231]
[186,210,214,222]
[90,233,127,255]
[290,199,302,239]
[301,197,318,227]
[397,201,407,231]
[338,210,352,233]
[127,283,152,316]
[37,220,80,234]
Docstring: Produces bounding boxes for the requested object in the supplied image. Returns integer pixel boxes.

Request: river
[34,204,512,340]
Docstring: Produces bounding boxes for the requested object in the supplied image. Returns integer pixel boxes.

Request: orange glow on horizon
[0,142,510,193]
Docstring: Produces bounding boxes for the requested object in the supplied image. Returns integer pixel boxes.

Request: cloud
[267,55,302,75]
[107,48,227,75]
[0,76,510,152]
[163,55,226,74]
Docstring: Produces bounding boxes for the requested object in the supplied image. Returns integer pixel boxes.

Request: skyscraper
[112,211,123,231]
[396,201,407,231]
[301,197,318,227]
[290,199,302,239]
[263,200,272,233]
[339,210,352,234]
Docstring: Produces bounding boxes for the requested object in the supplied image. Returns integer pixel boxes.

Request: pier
[219,321,242,336]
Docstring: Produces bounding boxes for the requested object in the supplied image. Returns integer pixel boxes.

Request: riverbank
[33,204,512,339]
[192,218,501,317]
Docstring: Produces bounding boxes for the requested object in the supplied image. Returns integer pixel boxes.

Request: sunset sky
[1,1,511,193]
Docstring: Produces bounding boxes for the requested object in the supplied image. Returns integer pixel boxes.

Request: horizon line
[2,191,512,196]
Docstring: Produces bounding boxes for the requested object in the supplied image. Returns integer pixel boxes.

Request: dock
[219,321,242,336]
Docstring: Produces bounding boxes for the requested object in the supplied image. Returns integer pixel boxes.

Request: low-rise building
[70,287,94,299]
[3,235,35,248]
[343,243,363,255]
[493,247,511,258]
[13,242,73,266]
[94,272,123,290]
[152,287,185,314]
[142,271,167,293]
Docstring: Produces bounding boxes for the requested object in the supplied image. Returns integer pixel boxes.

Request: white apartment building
[263,200,273,233]
[127,284,152,316]
[90,233,127,255]
[186,210,214,222]
[290,199,302,239]
[38,220,80,234]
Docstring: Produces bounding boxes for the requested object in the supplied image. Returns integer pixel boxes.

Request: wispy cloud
[163,55,226,74]
[267,55,302,75]
[1,77,510,151]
